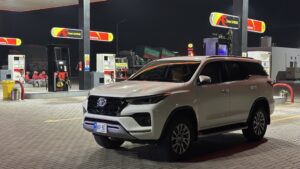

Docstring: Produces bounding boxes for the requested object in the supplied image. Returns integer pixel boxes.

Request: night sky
[1,0,300,72]
[88,0,300,54]
[2,0,300,53]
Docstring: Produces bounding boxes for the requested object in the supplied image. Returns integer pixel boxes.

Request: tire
[243,106,268,141]
[158,116,195,161]
[93,134,124,149]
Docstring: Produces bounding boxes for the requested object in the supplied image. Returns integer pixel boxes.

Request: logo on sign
[210,12,240,30]
[0,37,22,46]
[209,12,266,33]
[247,19,266,33]
[51,27,83,39]
[97,97,107,108]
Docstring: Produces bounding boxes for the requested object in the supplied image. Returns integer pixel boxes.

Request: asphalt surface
[0,96,300,169]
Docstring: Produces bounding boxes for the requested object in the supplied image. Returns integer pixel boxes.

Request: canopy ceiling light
[0,0,107,12]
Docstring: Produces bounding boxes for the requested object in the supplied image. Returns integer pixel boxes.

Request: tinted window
[200,62,226,84]
[129,61,200,83]
[225,61,246,81]
[239,62,268,76]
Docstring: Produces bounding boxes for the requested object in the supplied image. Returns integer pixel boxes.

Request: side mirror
[198,75,212,85]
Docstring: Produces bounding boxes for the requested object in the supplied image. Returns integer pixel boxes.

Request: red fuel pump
[53,60,71,91]
[47,45,71,92]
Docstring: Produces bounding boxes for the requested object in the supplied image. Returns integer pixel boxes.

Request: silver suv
[83,56,274,160]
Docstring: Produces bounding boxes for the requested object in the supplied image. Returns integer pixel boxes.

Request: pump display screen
[56,61,66,72]
[218,44,228,56]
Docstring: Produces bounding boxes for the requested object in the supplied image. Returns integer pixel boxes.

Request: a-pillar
[232,0,249,56]
[79,0,91,90]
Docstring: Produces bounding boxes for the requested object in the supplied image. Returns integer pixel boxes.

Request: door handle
[250,85,257,90]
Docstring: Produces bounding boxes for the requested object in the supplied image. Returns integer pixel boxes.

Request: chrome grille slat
[87,96,128,116]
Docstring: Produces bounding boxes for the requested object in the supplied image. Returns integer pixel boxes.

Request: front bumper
[83,113,153,140]
[83,118,136,140]
[82,94,185,141]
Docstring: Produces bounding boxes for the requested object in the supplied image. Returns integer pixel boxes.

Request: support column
[0,12,5,34]
[79,0,91,90]
[232,0,249,56]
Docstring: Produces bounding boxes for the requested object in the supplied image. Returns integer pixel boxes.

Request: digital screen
[204,40,217,56]
[218,44,228,56]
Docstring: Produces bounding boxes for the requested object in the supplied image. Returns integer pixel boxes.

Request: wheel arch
[249,97,271,124]
[159,106,198,141]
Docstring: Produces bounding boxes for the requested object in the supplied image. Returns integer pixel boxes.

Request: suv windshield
[129,61,200,83]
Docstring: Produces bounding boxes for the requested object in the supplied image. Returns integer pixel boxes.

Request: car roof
[158,56,260,63]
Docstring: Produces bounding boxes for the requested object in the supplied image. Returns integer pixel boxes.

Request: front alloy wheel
[158,117,195,161]
[171,123,191,155]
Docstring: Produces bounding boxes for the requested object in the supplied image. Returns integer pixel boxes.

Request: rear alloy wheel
[159,117,195,161]
[243,107,267,141]
[93,134,124,149]
[253,111,266,136]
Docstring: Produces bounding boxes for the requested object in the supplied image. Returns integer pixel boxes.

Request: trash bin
[11,88,21,101]
[1,80,15,100]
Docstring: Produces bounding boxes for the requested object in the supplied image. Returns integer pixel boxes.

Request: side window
[167,64,189,82]
[200,62,225,84]
[136,66,167,81]
[239,62,268,76]
[225,61,247,81]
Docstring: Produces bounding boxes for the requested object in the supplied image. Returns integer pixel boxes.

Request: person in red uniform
[38,71,48,80]
[32,71,40,80]
[25,71,31,83]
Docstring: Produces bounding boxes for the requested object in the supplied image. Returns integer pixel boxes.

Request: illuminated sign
[51,27,83,39]
[188,43,194,48]
[90,31,114,42]
[0,37,22,46]
[210,12,240,30]
[247,19,266,33]
[51,27,114,42]
[210,12,266,33]
[188,43,194,56]
[84,54,90,72]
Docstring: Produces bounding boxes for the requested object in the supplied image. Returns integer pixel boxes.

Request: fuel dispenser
[96,54,116,84]
[115,57,128,81]
[47,45,71,92]
[8,55,25,83]
[203,37,230,56]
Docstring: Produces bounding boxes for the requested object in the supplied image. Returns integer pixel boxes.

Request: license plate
[93,122,107,134]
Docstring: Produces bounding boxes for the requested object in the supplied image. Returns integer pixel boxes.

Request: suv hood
[89,80,184,98]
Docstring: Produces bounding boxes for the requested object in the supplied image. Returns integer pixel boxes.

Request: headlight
[126,93,170,105]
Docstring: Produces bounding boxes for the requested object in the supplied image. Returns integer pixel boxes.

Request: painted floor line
[45,117,82,123]
[272,115,300,122]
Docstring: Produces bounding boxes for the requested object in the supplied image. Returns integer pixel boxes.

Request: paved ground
[0,96,300,169]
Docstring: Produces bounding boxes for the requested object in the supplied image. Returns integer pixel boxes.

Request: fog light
[132,113,151,127]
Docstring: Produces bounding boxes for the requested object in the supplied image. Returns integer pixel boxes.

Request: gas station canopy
[0,0,106,12]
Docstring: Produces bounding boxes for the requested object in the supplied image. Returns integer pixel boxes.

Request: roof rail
[208,55,254,59]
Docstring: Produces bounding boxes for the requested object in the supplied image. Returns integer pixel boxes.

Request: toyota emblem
[97,97,107,108]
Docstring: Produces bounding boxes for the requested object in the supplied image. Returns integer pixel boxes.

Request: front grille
[87,96,128,116]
